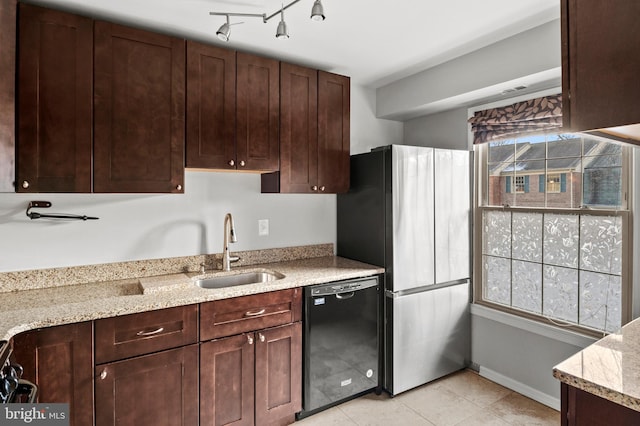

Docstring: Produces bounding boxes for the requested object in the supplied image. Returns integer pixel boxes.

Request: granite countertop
[0,255,384,341]
[553,317,640,412]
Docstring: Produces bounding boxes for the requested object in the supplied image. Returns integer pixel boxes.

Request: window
[476,133,630,335]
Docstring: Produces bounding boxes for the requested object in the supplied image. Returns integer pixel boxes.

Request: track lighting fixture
[210,0,325,42]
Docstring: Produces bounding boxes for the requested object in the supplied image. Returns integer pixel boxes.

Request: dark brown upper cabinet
[262,66,350,194]
[93,21,185,193]
[0,0,17,193]
[186,47,279,172]
[186,41,236,170]
[16,4,93,193]
[561,0,640,140]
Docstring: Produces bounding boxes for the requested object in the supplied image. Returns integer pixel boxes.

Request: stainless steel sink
[194,270,284,289]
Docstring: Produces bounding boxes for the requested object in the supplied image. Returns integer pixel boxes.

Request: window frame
[473,136,633,337]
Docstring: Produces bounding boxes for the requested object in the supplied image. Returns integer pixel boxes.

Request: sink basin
[194,270,284,289]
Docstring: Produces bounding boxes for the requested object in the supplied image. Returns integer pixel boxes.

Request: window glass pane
[579,271,621,333]
[583,155,622,207]
[512,212,542,262]
[483,256,510,305]
[543,214,579,268]
[488,139,517,163]
[547,158,581,208]
[580,215,622,275]
[512,260,542,314]
[543,265,578,323]
[548,136,582,158]
[483,210,511,257]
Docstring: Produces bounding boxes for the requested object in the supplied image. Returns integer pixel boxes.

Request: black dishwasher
[298,276,379,418]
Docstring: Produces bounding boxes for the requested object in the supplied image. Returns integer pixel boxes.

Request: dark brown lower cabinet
[200,323,302,426]
[561,382,640,426]
[95,345,199,426]
[12,322,94,426]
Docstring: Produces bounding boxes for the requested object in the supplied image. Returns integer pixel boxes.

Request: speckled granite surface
[553,318,640,412]
[0,254,384,341]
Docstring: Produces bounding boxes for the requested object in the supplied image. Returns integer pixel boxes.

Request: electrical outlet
[258,219,269,236]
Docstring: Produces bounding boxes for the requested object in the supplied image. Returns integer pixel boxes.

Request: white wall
[404,108,470,151]
[350,83,404,154]
[0,172,336,272]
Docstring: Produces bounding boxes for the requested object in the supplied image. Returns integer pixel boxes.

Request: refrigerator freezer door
[386,281,470,395]
[391,145,435,292]
[434,149,471,283]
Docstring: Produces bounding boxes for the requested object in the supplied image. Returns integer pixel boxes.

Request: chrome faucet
[222,213,240,271]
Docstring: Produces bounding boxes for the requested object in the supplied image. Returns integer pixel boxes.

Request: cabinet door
[278,63,318,193]
[17,4,93,193]
[13,322,94,426]
[0,0,16,192]
[94,21,185,193]
[95,345,198,426]
[200,334,255,426]
[186,41,236,170]
[255,323,302,426]
[317,71,350,193]
[562,0,640,131]
[236,52,279,172]
[562,383,640,425]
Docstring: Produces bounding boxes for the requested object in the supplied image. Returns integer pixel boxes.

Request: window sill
[471,303,598,348]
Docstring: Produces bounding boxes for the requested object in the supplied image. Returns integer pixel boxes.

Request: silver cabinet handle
[239,160,246,167]
[229,159,235,166]
[247,335,254,345]
[99,370,108,380]
[135,327,164,337]
[320,186,326,192]
[311,185,318,191]
[176,184,182,191]
[22,181,29,189]
[244,308,266,317]
[259,333,265,343]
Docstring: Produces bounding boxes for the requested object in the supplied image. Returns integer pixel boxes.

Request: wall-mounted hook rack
[26,201,99,221]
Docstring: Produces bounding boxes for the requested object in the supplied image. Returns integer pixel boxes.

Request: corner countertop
[0,255,384,341]
[553,317,640,412]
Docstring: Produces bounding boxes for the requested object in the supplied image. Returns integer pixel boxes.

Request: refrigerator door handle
[336,292,355,300]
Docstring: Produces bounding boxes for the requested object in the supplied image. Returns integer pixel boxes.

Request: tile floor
[294,369,560,426]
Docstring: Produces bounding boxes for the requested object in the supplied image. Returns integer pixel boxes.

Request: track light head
[276,8,289,39]
[310,0,325,21]
[216,16,231,41]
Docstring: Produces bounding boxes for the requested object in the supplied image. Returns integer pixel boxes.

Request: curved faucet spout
[222,213,240,271]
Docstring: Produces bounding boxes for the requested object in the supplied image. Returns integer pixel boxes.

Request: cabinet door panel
[279,63,318,193]
[94,21,185,193]
[236,52,279,172]
[318,71,350,193]
[0,0,16,192]
[200,334,254,426]
[255,323,302,426]
[186,41,236,169]
[563,0,640,131]
[17,4,93,193]
[13,322,94,426]
[95,345,198,426]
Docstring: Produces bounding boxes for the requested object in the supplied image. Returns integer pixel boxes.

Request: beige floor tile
[439,370,514,408]
[489,392,560,426]
[453,409,511,426]
[338,392,435,426]
[293,405,358,426]
[397,385,483,426]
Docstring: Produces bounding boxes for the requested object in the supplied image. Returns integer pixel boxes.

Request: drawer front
[95,305,198,364]
[201,288,302,341]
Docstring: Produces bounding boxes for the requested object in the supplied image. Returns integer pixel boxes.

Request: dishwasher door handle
[335,292,355,300]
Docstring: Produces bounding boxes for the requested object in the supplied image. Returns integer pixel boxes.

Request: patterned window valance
[468,94,563,144]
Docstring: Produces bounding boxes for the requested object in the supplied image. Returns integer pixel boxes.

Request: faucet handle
[199,263,206,274]
[229,255,241,264]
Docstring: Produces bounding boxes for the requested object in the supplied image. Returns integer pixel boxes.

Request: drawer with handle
[95,305,198,364]
[200,288,302,341]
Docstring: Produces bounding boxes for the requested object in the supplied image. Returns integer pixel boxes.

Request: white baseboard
[478,366,560,411]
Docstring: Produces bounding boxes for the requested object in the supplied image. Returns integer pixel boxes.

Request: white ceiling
[25,0,560,89]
